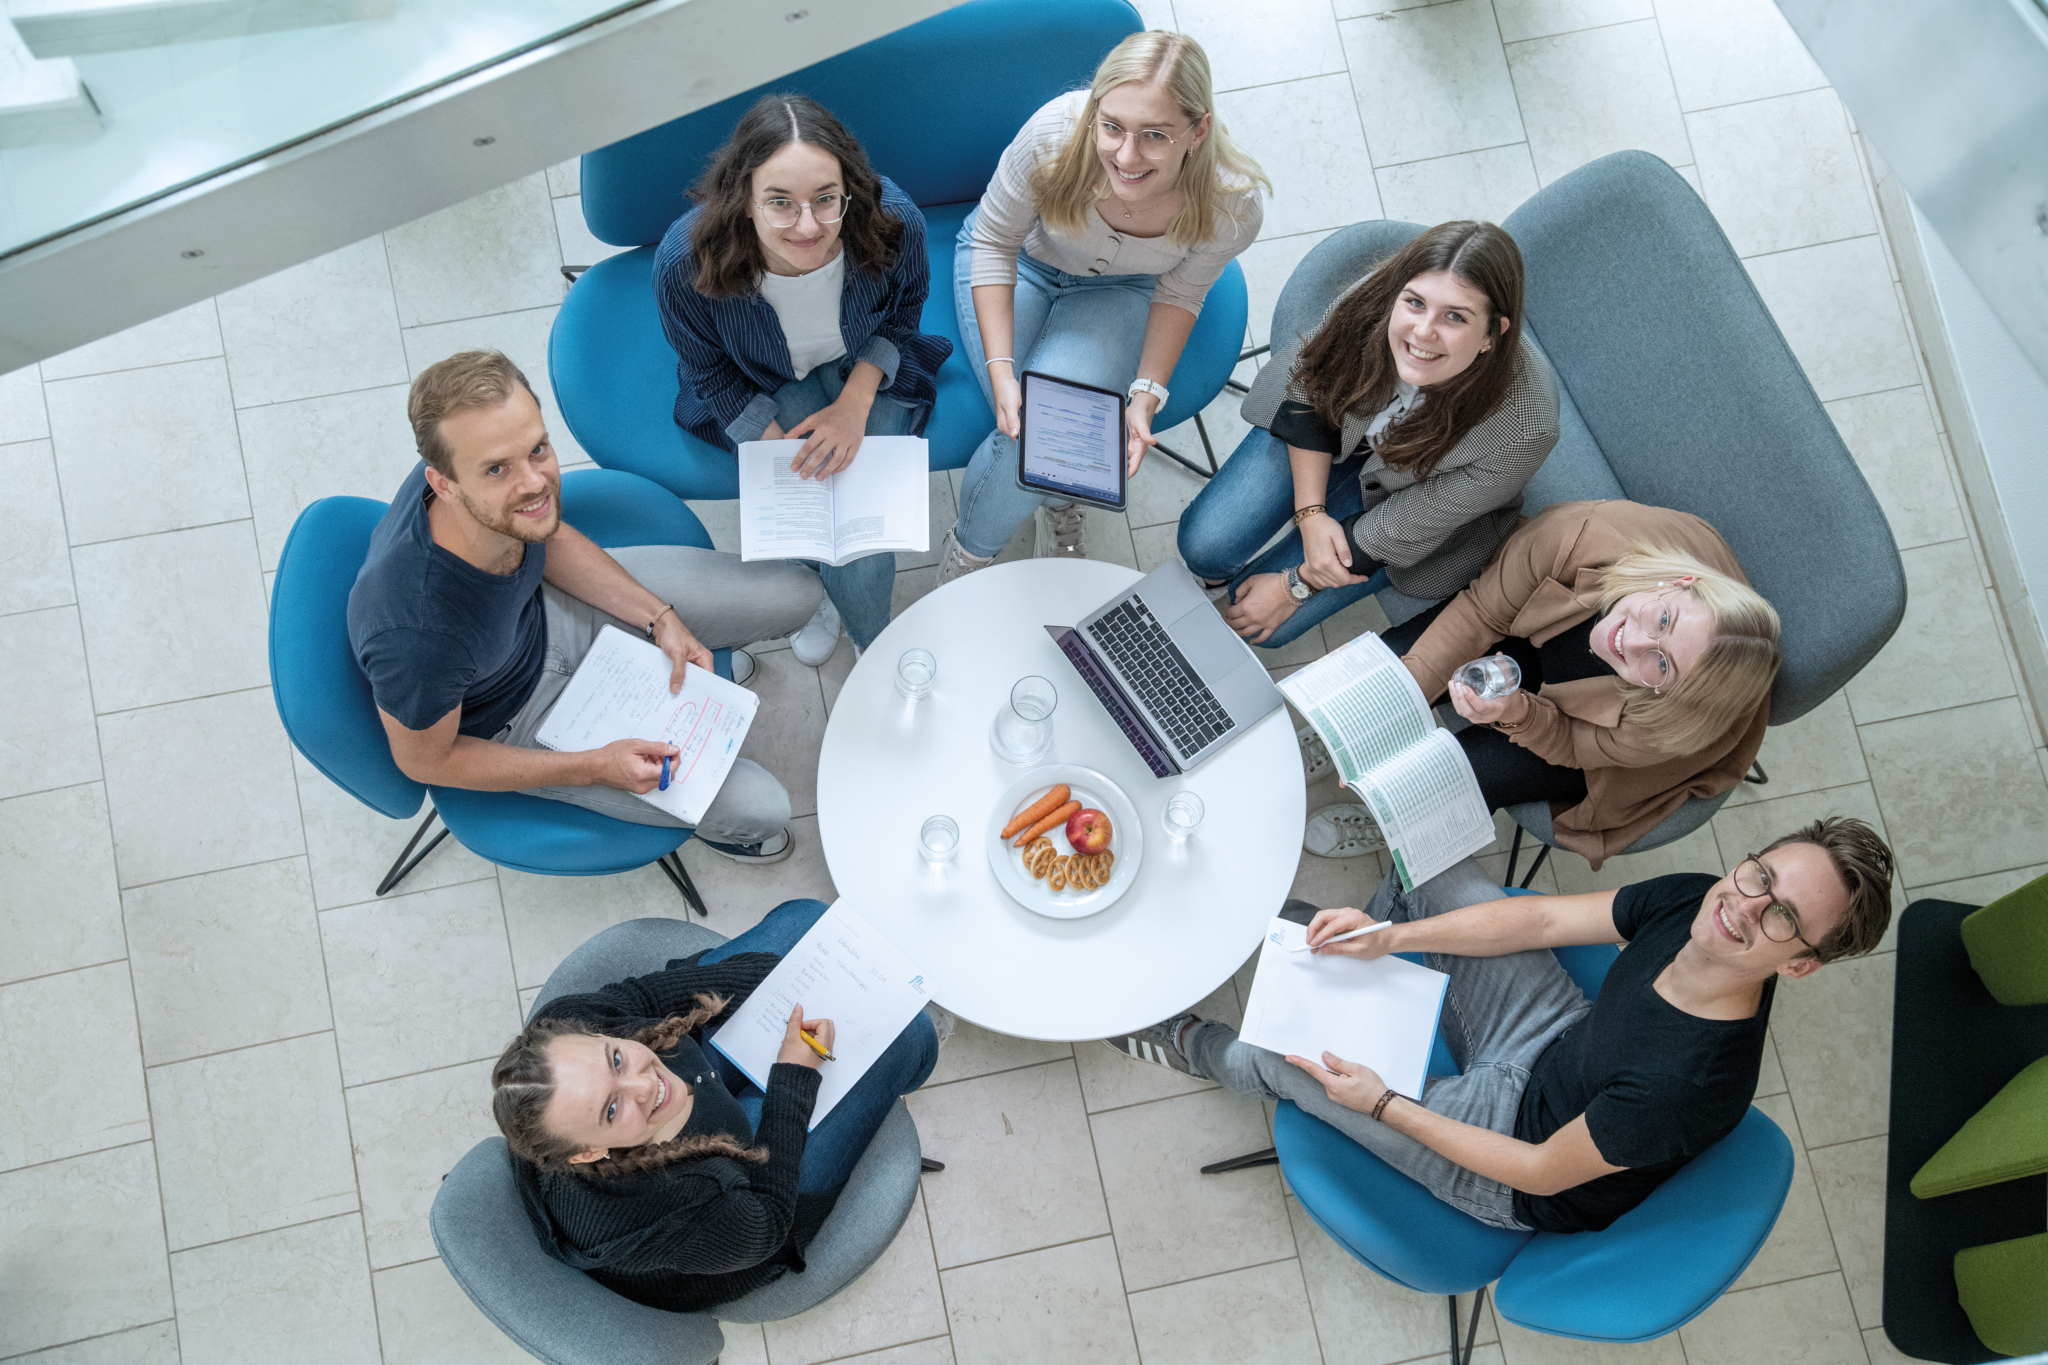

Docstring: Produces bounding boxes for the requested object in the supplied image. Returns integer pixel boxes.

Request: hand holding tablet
[1016,371,1129,512]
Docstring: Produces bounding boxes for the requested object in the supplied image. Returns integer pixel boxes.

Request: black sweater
[511,949,833,1312]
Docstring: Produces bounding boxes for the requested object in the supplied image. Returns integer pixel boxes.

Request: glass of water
[919,814,959,863]
[1456,653,1522,699]
[990,675,1057,764]
[1161,790,1206,840]
[896,647,937,699]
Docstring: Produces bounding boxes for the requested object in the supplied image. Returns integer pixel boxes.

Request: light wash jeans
[950,209,1155,558]
[768,365,920,650]
[1186,859,1594,1230]
[495,546,823,841]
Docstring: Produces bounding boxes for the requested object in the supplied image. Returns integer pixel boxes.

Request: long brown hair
[688,94,903,299]
[1290,221,1525,477]
[491,995,768,1177]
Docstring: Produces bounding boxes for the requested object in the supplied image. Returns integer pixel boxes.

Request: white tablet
[1016,370,1127,511]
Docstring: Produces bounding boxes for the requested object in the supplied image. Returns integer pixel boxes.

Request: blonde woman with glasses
[934,30,1269,580]
[1369,499,1781,870]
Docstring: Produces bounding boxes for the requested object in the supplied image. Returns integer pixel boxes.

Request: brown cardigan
[1402,500,1769,869]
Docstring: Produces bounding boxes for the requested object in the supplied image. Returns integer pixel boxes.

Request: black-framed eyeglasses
[1733,854,1819,954]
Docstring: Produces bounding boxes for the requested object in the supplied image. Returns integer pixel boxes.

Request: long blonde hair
[1597,546,1781,757]
[1029,31,1269,249]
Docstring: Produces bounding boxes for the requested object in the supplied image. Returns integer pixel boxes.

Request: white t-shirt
[757,250,848,381]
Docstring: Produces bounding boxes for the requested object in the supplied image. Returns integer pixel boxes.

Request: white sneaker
[936,528,995,587]
[1303,803,1389,858]
[1298,724,1334,783]
[925,1003,957,1049]
[729,648,756,687]
[790,598,842,667]
[1036,503,1087,561]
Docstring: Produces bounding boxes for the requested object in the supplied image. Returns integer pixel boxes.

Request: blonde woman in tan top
[935,30,1268,581]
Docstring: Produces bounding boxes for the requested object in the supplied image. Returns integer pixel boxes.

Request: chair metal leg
[376,808,450,897]
[1153,411,1222,480]
[920,1157,945,1172]
[656,851,708,918]
[1518,844,1550,890]
[1448,1286,1487,1365]
[1504,823,1524,887]
[1200,1146,1280,1174]
[1745,760,1769,785]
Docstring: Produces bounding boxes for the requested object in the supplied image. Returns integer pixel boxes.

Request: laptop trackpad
[1169,603,1251,681]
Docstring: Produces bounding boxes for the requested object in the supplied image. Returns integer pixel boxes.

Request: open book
[738,436,930,567]
[532,625,758,825]
[1279,632,1494,891]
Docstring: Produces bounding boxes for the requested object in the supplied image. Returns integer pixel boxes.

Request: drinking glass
[896,648,937,699]
[1455,653,1522,699]
[919,815,959,863]
[990,675,1057,764]
[1161,790,1206,840]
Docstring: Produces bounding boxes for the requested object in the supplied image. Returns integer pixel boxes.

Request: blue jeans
[701,899,939,1194]
[951,210,1155,558]
[769,367,920,650]
[1176,427,1391,650]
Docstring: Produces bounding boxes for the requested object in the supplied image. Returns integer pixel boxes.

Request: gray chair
[429,917,928,1365]
[1265,152,1906,881]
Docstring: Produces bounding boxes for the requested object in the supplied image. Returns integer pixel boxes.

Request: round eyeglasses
[1733,855,1818,953]
[1094,117,1182,161]
[755,193,846,230]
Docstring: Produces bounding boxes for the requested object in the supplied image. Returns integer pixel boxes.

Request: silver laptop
[1045,561,1283,777]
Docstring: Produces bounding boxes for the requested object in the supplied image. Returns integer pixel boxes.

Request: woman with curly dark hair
[492,898,939,1312]
[654,95,951,665]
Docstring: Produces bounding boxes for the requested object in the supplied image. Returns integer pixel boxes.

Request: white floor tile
[373,1256,534,1363]
[1911,863,2048,906]
[1506,21,1691,186]
[552,194,630,272]
[384,173,564,329]
[1175,0,1347,93]
[1219,75,1381,240]
[290,749,497,911]
[1341,0,1525,168]
[735,645,827,819]
[1743,236,1918,402]
[923,1020,1074,1089]
[46,357,250,546]
[346,1059,499,1269]
[1687,90,1870,257]
[0,362,49,444]
[4,1321,182,1365]
[1292,1194,1497,1365]
[1844,538,2014,725]
[1720,692,1868,809]
[148,1031,359,1249]
[40,300,223,382]
[72,520,269,714]
[499,868,697,990]
[761,1185,949,1364]
[1127,1258,1324,1364]
[1860,696,2048,890]
[215,238,409,408]
[237,382,416,570]
[1653,0,1828,112]
[1494,1315,1680,1362]
[0,1143,173,1357]
[1376,144,1541,227]
[1730,1093,1840,1291]
[1807,1134,1885,1329]
[0,784,124,985]
[1493,0,1650,43]
[400,303,590,466]
[1678,1270,1866,1365]
[168,1215,382,1365]
[1823,386,1966,550]
[942,1236,1140,1365]
[1769,953,1893,1150]
[1073,976,1238,1113]
[0,962,149,1172]
[1,438,73,615]
[122,856,331,1066]
[671,812,840,937]
[0,606,101,800]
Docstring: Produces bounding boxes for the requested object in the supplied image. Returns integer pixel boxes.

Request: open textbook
[710,902,932,1128]
[738,436,930,567]
[1238,916,1448,1100]
[533,625,758,825]
[1278,632,1495,891]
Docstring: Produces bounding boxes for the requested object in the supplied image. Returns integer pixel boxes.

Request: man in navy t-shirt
[1109,816,1895,1233]
[346,350,824,861]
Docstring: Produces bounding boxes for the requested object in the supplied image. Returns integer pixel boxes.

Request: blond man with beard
[346,350,824,863]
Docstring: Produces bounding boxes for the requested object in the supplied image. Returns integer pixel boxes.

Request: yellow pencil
[800,1028,835,1062]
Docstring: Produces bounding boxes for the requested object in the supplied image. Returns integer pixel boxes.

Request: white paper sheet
[737,437,930,566]
[708,903,931,1128]
[1236,916,1449,1100]
[532,625,758,825]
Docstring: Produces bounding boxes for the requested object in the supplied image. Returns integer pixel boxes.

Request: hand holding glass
[1456,654,1522,699]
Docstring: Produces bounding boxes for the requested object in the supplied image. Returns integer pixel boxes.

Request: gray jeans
[494,545,823,843]
[1187,858,1593,1229]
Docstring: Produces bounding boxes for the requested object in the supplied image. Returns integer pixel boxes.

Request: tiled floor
[4,0,2046,1361]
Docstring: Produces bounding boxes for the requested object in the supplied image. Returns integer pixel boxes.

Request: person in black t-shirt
[1106,816,1894,1233]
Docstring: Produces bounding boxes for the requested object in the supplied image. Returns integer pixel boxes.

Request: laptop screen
[1020,372,1122,504]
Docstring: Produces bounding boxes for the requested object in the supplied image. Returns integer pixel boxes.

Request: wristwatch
[1127,377,1170,410]
[1285,566,1316,602]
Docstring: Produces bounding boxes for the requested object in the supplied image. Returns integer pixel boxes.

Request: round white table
[816,559,1306,1041]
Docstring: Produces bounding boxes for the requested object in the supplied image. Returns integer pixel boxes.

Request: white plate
[985,764,1144,920]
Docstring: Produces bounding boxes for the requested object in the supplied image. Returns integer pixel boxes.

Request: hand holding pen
[1299,908,1398,958]
[779,1005,837,1068]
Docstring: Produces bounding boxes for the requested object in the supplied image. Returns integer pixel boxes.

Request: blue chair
[549,0,1251,499]
[430,916,931,1365]
[1202,893,1791,1360]
[268,468,727,911]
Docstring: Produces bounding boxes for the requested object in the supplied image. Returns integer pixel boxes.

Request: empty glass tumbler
[1456,654,1522,699]
[990,676,1058,764]
[896,648,937,699]
[919,815,959,863]
[1160,790,1206,840]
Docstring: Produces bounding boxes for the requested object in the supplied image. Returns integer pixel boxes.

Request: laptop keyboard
[1086,600,1235,759]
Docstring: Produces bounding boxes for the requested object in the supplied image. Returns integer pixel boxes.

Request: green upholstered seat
[1912,1055,2048,1198]
[1955,1231,2048,1358]
[1960,871,2048,1006]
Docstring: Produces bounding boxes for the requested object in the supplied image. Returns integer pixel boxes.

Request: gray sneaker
[1303,803,1388,858]
[936,528,995,587]
[1101,1013,1204,1078]
[1036,503,1088,561]
[696,827,795,865]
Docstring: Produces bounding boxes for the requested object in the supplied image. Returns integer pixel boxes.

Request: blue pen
[658,754,672,791]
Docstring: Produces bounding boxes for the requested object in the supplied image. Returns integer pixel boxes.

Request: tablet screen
[1021,373,1122,504]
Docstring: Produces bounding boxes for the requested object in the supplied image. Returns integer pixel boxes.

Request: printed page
[738,441,836,562]
[531,626,759,825]
[818,436,931,565]
[709,903,932,1128]
[1277,632,1434,781]
[1237,916,1449,1100]
[1355,729,1495,891]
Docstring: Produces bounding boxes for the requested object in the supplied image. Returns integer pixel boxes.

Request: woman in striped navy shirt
[655,96,951,665]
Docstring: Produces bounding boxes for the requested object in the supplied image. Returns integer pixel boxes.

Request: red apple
[1066,808,1113,855]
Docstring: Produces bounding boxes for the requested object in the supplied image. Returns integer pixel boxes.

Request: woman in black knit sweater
[490,898,939,1312]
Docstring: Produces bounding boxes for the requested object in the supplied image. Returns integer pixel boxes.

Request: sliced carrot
[1000,783,1070,840]
[1015,800,1081,849]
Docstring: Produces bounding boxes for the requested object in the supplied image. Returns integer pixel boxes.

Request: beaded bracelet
[1371,1088,1399,1122]
[1292,505,1328,526]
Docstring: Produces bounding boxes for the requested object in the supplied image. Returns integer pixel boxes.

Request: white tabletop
[816,559,1307,1042]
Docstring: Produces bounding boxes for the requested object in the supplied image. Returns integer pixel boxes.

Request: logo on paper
[909,975,925,990]
[1269,932,1283,946]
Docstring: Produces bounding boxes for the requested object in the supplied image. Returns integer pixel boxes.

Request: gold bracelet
[1371,1088,1399,1122]
[647,603,677,640]
[1292,505,1327,526]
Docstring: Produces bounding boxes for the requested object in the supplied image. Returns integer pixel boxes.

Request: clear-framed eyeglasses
[1624,589,1682,690]
[755,193,846,229]
[1094,117,1183,161]
[1733,855,1819,954]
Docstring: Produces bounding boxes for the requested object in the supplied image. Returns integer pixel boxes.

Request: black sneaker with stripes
[1100,1013,1204,1078]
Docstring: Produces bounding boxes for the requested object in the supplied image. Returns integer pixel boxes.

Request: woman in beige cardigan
[1383,500,1781,869]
